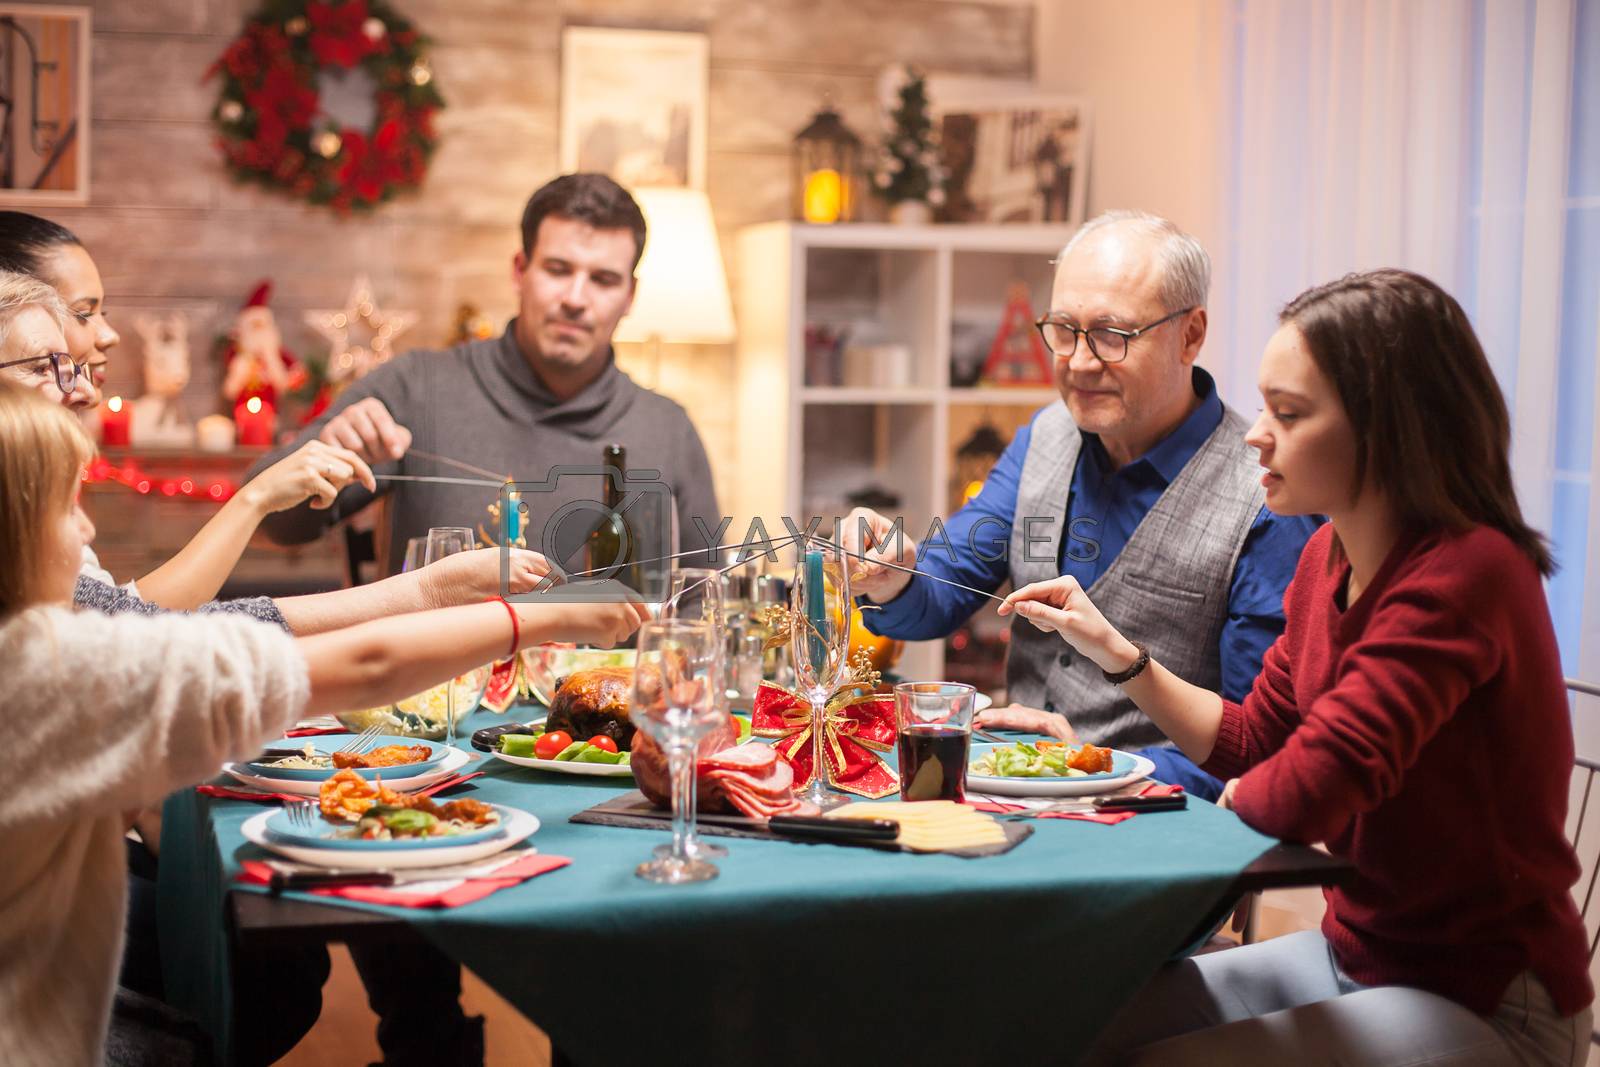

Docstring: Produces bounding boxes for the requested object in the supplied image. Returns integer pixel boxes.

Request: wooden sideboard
[85,446,350,598]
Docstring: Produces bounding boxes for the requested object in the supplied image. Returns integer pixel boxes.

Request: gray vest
[1005,402,1266,749]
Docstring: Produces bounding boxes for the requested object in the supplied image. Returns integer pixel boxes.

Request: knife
[253,747,326,763]
[1091,793,1185,813]
[264,856,516,892]
[767,814,900,843]
[1033,794,1187,815]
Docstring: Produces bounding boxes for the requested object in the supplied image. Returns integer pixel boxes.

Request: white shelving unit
[733,222,1077,682]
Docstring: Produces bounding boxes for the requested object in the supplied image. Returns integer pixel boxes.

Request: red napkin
[236,853,571,908]
[284,725,347,738]
[197,772,483,805]
[413,771,483,797]
[970,783,1185,824]
[197,784,303,804]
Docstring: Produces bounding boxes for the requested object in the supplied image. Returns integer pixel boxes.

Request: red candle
[99,396,131,447]
[234,396,276,447]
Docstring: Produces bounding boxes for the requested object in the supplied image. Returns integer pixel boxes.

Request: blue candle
[805,549,827,672]
[503,485,521,543]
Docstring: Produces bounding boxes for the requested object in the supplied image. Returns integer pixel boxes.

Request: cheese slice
[830,800,1007,852]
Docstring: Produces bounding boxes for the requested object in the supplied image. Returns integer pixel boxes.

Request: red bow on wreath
[307,0,384,68]
[752,681,900,799]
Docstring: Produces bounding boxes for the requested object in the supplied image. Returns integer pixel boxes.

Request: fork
[285,799,320,833]
[336,722,385,757]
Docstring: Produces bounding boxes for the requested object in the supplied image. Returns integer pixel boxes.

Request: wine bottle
[587,444,641,591]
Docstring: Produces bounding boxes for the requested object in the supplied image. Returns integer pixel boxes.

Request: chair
[1563,677,1600,1048]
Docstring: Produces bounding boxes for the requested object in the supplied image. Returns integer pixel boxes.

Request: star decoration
[304,276,419,385]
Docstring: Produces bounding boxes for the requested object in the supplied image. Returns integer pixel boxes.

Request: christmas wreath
[207,0,444,212]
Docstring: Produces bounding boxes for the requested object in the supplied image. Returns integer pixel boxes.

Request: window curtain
[1213,0,1598,682]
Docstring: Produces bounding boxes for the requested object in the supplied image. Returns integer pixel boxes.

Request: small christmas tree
[872,66,946,208]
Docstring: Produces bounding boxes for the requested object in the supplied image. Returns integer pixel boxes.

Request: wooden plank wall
[34,0,1033,508]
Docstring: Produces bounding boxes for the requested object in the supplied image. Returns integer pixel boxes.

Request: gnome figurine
[220,281,304,408]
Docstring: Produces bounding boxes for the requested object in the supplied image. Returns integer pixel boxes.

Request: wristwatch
[1101,641,1150,685]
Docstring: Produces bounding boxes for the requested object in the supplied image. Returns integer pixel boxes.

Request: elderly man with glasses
[844,210,1321,799]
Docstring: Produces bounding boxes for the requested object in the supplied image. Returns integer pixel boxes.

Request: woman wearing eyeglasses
[0,274,98,408]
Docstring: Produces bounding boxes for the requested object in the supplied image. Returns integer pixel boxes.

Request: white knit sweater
[0,605,309,1067]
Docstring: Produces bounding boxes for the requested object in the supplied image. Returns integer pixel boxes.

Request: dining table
[157,707,1351,1066]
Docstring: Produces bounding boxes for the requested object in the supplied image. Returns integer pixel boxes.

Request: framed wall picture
[560,26,707,190]
[0,4,90,205]
[929,81,1090,226]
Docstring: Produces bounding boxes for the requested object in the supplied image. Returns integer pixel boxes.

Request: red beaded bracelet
[491,595,519,659]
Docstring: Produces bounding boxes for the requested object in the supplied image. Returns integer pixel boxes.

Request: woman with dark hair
[1006,269,1592,1065]
[0,210,119,394]
[0,212,405,612]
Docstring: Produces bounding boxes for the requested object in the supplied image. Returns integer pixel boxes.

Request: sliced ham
[699,744,777,773]
[705,759,792,799]
[634,730,810,822]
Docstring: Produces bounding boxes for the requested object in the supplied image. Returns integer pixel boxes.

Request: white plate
[975,693,993,713]
[242,805,540,870]
[490,747,633,778]
[223,744,471,797]
[966,751,1155,797]
[486,715,634,778]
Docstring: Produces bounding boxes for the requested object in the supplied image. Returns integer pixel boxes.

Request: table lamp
[613,187,737,367]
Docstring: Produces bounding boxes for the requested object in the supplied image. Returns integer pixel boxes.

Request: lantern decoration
[792,102,861,225]
[951,420,1007,510]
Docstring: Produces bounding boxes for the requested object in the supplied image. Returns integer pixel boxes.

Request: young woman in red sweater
[1005,269,1593,1065]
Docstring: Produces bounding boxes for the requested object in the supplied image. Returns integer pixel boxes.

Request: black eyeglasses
[1034,306,1196,365]
[0,351,92,394]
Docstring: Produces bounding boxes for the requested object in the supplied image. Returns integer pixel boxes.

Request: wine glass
[401,536,427,573]
[789,538,853,809]
[656,568,731,861]
[424,526,476,746]
[631,620,722,884]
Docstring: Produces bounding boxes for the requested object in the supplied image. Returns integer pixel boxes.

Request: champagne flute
[424,526,476,746]
[656,567,731,860]
[632,620,722,884]
[789,538,853,809]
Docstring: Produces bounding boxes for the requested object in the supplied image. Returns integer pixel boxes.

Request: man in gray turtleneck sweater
[251,173,719,579]
[245,173,719,1065]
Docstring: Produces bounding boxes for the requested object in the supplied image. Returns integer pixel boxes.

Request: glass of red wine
[894,682,977,802]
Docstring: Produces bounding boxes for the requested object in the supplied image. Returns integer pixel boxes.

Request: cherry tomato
[534,730,572,759]
[586,734,619,753]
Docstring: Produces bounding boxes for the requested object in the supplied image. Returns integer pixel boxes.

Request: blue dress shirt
[865,368,1322,707]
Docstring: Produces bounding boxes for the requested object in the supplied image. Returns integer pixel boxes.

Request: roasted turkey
[544,667,637,750]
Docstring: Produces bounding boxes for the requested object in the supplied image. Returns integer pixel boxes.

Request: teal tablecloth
[160,710,1278,1066]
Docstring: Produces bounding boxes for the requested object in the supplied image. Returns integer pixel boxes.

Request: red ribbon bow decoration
[751,681,900,799]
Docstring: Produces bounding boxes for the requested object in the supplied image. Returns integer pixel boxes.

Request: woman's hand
[999,576,1142,675]
[239,440,375,513]
[522,592,651,649]
[1217,778,1240,811]
[420,547,552,608]
[975,703,1078,741]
